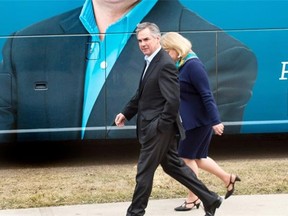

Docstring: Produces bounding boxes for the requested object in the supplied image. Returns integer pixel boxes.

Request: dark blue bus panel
[0,0,287,143]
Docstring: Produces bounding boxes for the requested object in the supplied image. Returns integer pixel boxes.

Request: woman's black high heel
[174,198,201,211]
[225,174,241,199]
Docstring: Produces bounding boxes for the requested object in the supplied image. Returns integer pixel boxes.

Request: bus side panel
[0,0,287,144]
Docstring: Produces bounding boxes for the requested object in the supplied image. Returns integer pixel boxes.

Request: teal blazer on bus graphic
[0,0,257,143]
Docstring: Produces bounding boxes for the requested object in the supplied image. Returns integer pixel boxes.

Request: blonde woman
[161,32,240,211]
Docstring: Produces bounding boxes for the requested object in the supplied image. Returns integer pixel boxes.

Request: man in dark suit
[0,0,257,143]
[115,22,222,216]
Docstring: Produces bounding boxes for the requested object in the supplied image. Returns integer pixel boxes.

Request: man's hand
[115,113,126,127]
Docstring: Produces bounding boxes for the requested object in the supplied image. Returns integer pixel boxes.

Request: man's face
[137,28,160,56]
[94,0,139,8]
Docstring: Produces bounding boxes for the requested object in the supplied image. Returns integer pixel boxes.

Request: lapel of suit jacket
[56,8,89,127]
[59,8,87,33]
[140,49,162,93]
[59,8,89,58]
[58,8,89,74]
[85,31,145,132]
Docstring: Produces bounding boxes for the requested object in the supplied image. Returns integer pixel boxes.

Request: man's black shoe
[204,197,223,216]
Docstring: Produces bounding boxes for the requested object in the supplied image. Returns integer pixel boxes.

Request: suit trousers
[126,125,218,216]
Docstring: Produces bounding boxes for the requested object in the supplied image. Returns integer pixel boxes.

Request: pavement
[0,194,287,216]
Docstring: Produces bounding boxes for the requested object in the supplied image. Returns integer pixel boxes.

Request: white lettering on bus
[279,61,288,80]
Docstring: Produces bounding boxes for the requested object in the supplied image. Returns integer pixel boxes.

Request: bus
[0,0,287,144]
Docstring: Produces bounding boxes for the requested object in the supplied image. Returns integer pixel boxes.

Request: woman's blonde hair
[160,32,192,58]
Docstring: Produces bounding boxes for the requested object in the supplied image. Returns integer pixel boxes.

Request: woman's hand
[212,123,224,136]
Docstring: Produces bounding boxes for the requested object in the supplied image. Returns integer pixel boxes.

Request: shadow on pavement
[0,133,287,168]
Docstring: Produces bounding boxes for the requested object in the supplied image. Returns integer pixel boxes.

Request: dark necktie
[141,60,149,80]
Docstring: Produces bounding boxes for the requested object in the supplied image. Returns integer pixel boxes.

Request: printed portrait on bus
[0,0,258,143]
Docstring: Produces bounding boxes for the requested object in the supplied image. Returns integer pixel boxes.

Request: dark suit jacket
[179,58,221,131]
[122,49,184,144]
[0,0,257,143]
